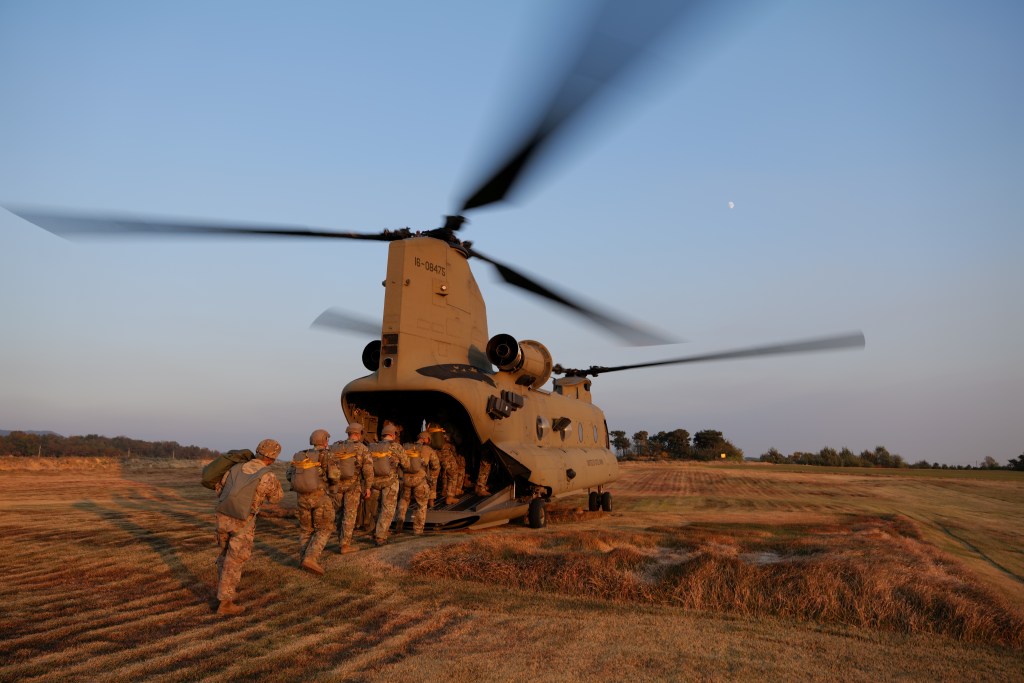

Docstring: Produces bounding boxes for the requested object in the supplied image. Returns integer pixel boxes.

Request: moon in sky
[728,201,735,209]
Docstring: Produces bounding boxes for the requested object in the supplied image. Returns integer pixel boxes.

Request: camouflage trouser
[364,489,381,533]
[215,512,257,602]
[443,455,466,499]
[476,458,492,493]
[332,481,363,548]
[297,490,334,563]
[373,477,400,542]
[395,475,430,534]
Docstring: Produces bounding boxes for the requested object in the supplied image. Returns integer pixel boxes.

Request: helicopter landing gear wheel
[588,491,600,512]
[600,491,612,512]
[528,498,547,529]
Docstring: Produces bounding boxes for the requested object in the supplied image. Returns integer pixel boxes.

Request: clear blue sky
[2,0,1021,465]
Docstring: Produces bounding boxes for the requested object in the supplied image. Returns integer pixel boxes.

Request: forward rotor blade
[467,246,675,346]
[459,0,714,212]
[566,332,866,376]
[6,206,404,242]
[310,308,382,336]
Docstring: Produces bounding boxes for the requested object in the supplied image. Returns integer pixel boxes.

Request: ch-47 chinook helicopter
[7,2,864,531]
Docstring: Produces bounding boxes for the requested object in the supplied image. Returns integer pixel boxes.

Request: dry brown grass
[410,515,1024,647]
[1,460,1022,682]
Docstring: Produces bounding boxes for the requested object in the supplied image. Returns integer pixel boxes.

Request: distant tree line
[0,431,219,460]
[609,428,743,461]
[760,447,1024,471]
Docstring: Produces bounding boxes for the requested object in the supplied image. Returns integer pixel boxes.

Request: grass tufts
[410,516,1024,647]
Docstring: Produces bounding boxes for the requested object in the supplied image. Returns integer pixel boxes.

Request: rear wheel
[528,498,547,528]
[600,491,612,512]
[588,491,600,511]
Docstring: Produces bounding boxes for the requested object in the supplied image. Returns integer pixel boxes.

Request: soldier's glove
[328,485,338,495]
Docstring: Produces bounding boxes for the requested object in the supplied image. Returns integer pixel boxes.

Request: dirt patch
[409,515,1024,647]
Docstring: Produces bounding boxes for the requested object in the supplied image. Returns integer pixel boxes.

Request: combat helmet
[381,424,398,437]
[345,422,364,435]
[309,429,330,448]
[256,438,282,460]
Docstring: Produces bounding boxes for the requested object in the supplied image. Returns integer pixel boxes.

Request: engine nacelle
[486,334,553,389]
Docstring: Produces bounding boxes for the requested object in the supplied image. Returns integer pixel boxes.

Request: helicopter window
[593,424,598,443]
[536,416,549,440]
[578,422,584,442]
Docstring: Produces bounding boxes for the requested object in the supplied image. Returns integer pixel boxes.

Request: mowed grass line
[0,461,1022,682]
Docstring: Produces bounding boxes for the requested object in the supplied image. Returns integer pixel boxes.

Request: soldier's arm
[359,449,373,497]
[396,445,411,471]
[256,476,289,517]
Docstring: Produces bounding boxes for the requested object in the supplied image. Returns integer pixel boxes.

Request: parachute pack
[201,449,256,490]
[289,453,325,494]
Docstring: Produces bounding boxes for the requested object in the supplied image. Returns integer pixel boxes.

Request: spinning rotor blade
[6,207,406,242]
[310,308,381,337]
[556,332,866,376]
[460,0,714,212]
[466,245,674,346]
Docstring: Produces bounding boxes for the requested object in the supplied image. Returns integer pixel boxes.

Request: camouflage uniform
[368,438,410,544]
[475,454,493,496]
[327,438,373,551]
[395,439,440,534]
[440,440,466,502]
[286,445,333,568]
[215,459,284,604]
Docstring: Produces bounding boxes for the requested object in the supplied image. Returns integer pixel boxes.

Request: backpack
[369,443,393,477]
[202,449,255,490]
[404,446,423,474]
[290,453,325,494]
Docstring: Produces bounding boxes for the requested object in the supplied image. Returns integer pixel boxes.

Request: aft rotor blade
[467,246,674,346]
[6,206,404,242]
[574,332,866,375]
[459,0,715,212]
[310,308,381,337]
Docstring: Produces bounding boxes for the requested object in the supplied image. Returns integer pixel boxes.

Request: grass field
[0,458,1021,682]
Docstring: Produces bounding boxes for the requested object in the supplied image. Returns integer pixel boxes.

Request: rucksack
[289,453,325,494]
[202,449,256,490]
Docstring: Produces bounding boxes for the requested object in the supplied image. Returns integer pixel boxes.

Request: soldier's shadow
[74,500,212,605]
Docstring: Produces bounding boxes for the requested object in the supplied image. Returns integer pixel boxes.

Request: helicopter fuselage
[340,235,618,529]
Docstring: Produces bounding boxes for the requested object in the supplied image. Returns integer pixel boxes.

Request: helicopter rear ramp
[409,485,529,531]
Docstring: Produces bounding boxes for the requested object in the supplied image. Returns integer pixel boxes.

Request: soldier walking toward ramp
[287,428,333,576]
[213,438,284,616]
[328,423,373,554]
[368,424,409,546]
[435,427,466,505]
[395,430,440,535]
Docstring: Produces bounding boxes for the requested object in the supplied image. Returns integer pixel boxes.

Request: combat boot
[301,558,325,576]
[475,486,490,497]
[341,543,358,554]
[445,496,458,505]
[216,600,245,616]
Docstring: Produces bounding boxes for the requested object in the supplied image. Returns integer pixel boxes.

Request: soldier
[437,429,466,505]
[367,423,409,546]
[327,422,373,554]
[394,430,441,535]
[213,438,284,616]
[474,452,493,497]
[287,428,333,576]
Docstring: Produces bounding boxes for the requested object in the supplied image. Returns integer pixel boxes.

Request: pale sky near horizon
[1,0,1021,465]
